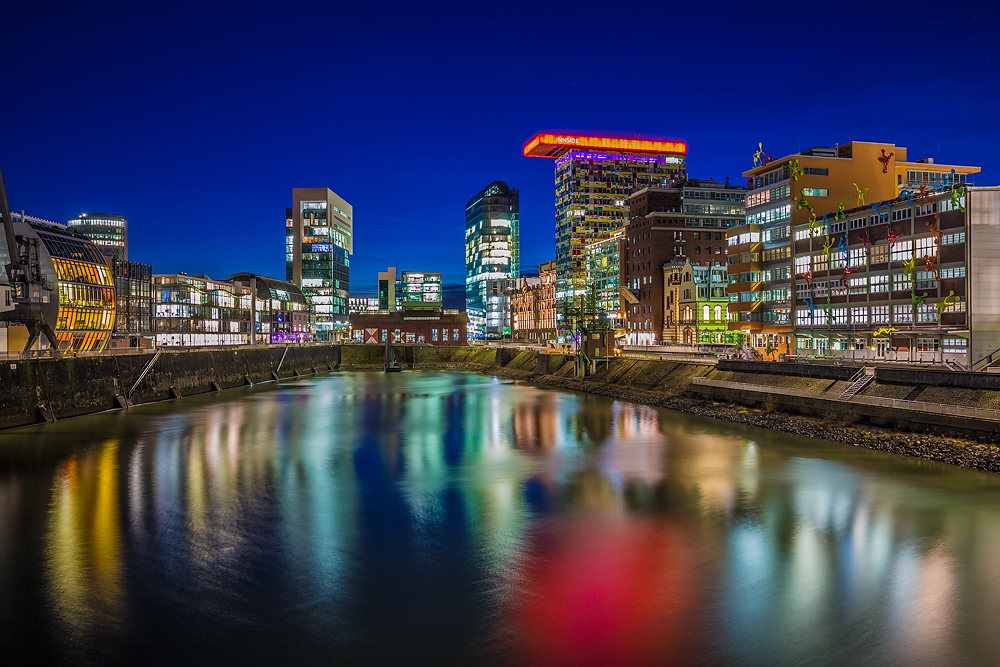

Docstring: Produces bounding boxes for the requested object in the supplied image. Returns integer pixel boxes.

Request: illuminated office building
[153,272,309,346]
[286,188,353,340]
[27,218,116,352]
[465,181,519,339]
[112,259,153,344]
[731,141,979,356]
[397,271,442,311]
[66,213,128,261]
[523,133,686,330]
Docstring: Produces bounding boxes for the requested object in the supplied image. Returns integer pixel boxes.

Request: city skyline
[2,3,997,291]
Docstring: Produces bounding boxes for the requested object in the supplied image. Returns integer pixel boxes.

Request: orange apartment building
[728,141,979,355]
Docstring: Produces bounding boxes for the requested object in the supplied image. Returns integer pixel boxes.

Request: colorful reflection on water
[2,371,1000,666]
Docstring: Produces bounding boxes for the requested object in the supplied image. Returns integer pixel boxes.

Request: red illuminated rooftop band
[523,133,687,158]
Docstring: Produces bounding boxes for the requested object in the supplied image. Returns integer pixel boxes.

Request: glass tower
[287,188,353,340]
[465,181,519,339]
[65,213,128,261]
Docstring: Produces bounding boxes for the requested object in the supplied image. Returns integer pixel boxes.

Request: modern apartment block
[465,181,519,339]
[523,133,687,329]
[349,297,380,314]
[731,141,979,355]
[789,185,998,368]
[621,179,745,345]
[66,213,128,261]
[378,266,398,311]
[585,228,624,327]
[286,188,353,340]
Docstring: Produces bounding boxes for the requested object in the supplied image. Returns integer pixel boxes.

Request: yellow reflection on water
[45,442,125,636]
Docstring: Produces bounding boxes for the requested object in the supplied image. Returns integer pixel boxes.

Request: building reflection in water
[0,371,996,664]
[45,442,125,639]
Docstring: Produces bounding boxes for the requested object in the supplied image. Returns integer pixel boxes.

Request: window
[872,306,889,323]
[893,305,913,323]
[944,338,968,354]
[804,167,828,176]
[916,271,938,290]
[802,188,829,197]
[870,275,888,292]
[848,277,867,294]
[915,237,935,258]
[917,202,938,216]
[796,309,813,326]
[813,254,828,272]
[849,217,867,230]
[702,305,710,321]
[941,232,966,245]
[917,338,939,352]
[714,305,723,321]
[851,307,868,324]
[849,248,866,267]
[432,328,438,341]
[832,308,848,325]
[939,266,966,279]
[891,208,912,221]
[892,273,912,292]
[829,221,847,234]
[891,241,912,262]
[917,303,936,323]
[872,244,889,264]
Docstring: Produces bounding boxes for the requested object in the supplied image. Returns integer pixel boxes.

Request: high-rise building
[465,181,519,339]
[731,141,979,356]
[66,213,128,261]
[621,179,745,346]
[523,133,687,331]
[286,188,353,340]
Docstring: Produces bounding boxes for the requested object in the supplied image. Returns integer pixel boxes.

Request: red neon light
[523,133,686,157]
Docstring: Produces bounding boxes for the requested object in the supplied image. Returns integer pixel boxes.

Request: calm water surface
[3,371,1000,666]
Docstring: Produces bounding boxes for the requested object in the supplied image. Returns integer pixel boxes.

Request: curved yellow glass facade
[51,257,116,352]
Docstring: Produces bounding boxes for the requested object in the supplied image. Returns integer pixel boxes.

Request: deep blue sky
[2,1,998,296]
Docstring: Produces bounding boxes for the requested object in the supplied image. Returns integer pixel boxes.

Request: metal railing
[691,377,1000,423]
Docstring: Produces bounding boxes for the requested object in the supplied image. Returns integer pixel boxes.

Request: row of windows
[795,302,959,326]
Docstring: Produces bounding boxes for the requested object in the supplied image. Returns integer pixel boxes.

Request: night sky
[2,2,998,297]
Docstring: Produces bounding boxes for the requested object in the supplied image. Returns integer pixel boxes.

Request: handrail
[691,377,1000,423]
[127,349,162,400]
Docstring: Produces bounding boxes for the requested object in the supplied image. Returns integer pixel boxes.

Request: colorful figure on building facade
[873,200,890,223]
[794,193,812,212]
[878,149,894,174]
[753,142,774,168]
[790,159,802,181]
[952,185,967,212]
[835,195,851,220]
[855,183,869,207]
[937,291,958,320]
[926,214,943,245]
[822,236,836,267]
[808,212,821,237]
[924,254,941,281]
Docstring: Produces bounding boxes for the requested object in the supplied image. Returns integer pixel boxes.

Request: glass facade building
[112,259,153,341]
[153,272,309,346]
[397,271,442,311]
[66,213,128,261]
[465,181,519,339]
[286,188,353,340]
[29,221,116,352]
[585,229,624,327]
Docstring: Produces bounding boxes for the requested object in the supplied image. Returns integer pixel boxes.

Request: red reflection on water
[508,516,701,667]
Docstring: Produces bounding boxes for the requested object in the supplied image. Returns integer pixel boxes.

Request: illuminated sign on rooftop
[523,133,687,158]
